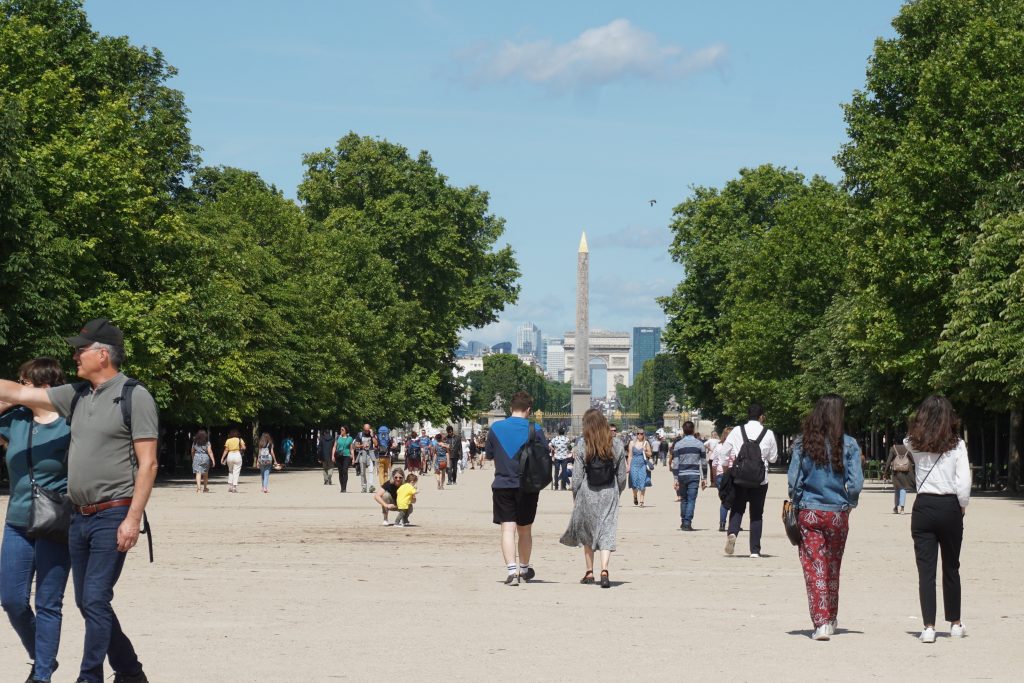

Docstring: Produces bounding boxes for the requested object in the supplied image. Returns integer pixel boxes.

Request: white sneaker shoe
[950,623,966,638]
[749,553,760,558]
[393,521,405,528]
[827,620,837,635]
[919,627,936,643]
[381,520,393,526]
[725,534,737,556]
[811,625,831,641]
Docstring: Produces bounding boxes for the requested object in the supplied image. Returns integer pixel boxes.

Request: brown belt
[73,497,133,516]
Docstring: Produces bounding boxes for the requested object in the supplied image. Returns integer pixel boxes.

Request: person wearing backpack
[487,391,549,585]
[0,318,157,683]
[787,394,864,641]
[884,438,915,514]
[256,433,278,493]
[722,403,778,558]
[559,408,627,588]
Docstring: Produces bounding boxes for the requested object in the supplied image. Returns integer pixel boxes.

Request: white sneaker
[725,534,737,556]
[827,620,837,635]
[381,520,393,526]
[919,627,936,643]
[749,553,760,559]
[950,623,966,638]
[811,625,831,641]
[393,521,405,528]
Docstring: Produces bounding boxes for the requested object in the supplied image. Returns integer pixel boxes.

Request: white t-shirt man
[723,420,778,486]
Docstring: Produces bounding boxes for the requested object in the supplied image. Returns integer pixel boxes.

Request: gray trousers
[322,460,333,484]
[358,452,376,491]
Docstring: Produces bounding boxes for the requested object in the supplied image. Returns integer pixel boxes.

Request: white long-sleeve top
[724,420,779,486]
[904,437,971,508]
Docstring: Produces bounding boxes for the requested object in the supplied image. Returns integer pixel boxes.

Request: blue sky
[84,0,902,347]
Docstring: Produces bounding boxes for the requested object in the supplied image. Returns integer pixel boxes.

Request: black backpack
[584,455,616,487]
[516,425,552,493]
[731,425,767,488]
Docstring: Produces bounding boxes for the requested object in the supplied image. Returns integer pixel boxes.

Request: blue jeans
[895,487,907,508]
[261,464,272,489]
[1,524,70,681]
[553,460,569,489]
[69,506,142,683]
[677,476,700,525]
[715,475,729,527]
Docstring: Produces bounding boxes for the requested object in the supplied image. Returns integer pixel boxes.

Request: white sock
[519,563,531,572]
[507,563,517,575]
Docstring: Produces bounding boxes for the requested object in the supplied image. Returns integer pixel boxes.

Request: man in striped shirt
[671,421,704,531]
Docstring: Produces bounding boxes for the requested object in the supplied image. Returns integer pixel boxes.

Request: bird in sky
[648,199,657,206]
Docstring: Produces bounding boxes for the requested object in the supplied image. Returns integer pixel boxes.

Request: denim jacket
[787,435,864,512]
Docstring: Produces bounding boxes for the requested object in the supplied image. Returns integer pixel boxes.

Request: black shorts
[492,488,540,526]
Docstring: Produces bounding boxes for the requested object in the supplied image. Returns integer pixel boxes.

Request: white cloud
[590,225,672,250]
[462,19,726,91]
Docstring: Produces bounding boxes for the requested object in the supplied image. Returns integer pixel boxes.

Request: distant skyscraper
[466,340,488,356]
[516,322,542,358]
[632,327,662,382]
[545,338,565,381]
[491,341,512,354]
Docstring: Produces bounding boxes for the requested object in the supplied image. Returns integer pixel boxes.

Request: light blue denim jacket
[787,434,864,512]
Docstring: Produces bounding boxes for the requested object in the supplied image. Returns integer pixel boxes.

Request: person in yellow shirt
[394,473,418,527]
[220,429,246,493]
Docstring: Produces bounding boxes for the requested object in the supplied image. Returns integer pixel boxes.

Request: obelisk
[571,232,591,430]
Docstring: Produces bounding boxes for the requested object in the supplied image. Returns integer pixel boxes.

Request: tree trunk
[1009,406,1022,493]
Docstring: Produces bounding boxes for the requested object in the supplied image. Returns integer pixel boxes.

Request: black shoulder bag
[782,451,806,546]
[26,424,73,544]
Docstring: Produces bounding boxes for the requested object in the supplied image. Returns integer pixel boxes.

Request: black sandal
[600,570,611,588]
[580,570,595,584]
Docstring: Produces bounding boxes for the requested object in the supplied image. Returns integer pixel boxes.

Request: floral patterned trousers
[797,509,850,628]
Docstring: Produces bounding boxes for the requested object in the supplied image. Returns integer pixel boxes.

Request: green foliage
[628,355,686,424]
[475,354,546,414]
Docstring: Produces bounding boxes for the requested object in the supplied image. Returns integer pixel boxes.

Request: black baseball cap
[65,318,124,347]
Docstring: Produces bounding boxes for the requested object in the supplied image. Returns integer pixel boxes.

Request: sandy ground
[1,462,1022,682]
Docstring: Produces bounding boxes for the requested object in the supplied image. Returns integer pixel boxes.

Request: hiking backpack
[731,425,767,488]
[66,378,142,430]
[516,425,553,493]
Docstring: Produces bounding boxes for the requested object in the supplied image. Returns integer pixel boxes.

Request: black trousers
[448,457,459,484]
[911,494,963,625]
[338,456,352,492]
[727,483,768,554]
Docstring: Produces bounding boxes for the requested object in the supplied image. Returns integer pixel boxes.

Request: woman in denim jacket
[788,394,864,641]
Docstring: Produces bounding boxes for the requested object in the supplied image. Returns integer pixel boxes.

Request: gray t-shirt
[48,372,159,506]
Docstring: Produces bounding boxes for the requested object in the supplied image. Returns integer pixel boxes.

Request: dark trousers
[69,506,142,683]
[553,460,569,489]
[911,494,963,625]
[338,457,351,491]
[448,457,459,484]
[727,483,769,554]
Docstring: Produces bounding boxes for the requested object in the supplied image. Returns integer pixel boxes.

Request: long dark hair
[908,395,960,454]
[193,429,209,446]
[582,408,613,462]
[801,394,846,473]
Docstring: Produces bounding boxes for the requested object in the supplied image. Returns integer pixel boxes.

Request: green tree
[477,354,545,415]
[0,0,194,375]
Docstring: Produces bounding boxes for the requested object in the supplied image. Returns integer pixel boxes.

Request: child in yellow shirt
[394,473,418,527]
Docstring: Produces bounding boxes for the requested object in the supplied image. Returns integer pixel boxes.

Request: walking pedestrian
[627,429,653,507]
[221,429,246,493]
[356,424,378,493]
[281,435,294,467]
[434,432,449,490]
[710,427,735,532]
[559,409,627,588]
[723,403,778,558]
[787,394,864,641]
[549,427,572,490]
[319,430,334,486]
[904,395,971,644]
[0,358,72,683]
[331,427,354,492]
[256,433,278,493]
[446,426,462,485]
[418,430,432,475]
[488,391,548,585]
[405,433,422,474]
[671,421,703,530]
[0,317,158,682]
[884,438,915,514]
[376,426,392,489]
[191,430,214,493]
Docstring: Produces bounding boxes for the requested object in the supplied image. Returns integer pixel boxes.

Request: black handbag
[25,425,73,544]
[782,453,806,547]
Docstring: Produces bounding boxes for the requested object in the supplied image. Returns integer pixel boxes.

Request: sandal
[580,570,595,584]
[600,570,611,588]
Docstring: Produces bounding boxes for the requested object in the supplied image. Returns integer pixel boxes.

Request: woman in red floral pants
[787,395,865,641]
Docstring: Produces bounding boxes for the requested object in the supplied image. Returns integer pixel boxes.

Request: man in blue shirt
[672,421,705,531]
[486,391,548,585]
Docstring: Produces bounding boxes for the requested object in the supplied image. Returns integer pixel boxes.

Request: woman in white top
[710,427,735,532]
[904,395,971,644]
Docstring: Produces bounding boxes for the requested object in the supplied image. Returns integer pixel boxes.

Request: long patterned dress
[559,441,628,551]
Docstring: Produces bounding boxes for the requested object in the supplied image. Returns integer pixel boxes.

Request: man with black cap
[0,318,157,683]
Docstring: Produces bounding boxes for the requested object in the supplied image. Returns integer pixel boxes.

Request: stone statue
[490,393,505,413]
[664,394,681,413]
